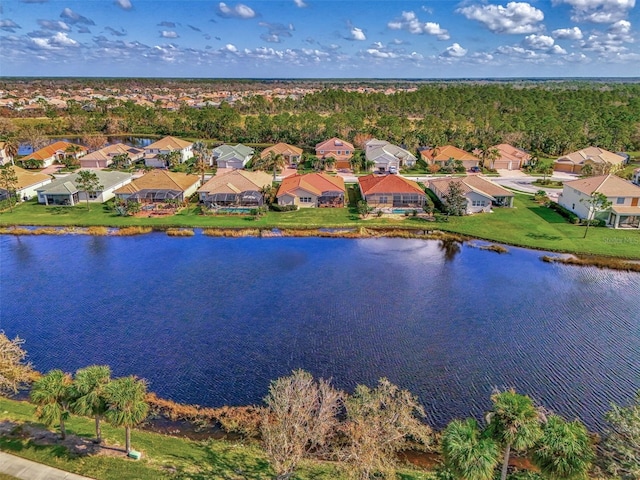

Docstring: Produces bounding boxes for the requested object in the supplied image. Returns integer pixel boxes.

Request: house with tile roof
[198,170,272,208]
[420,145,480,171]
[213,144,255,169]
[428,176,514,214]
[260,143,303,166]
[276,172,346,208]
[364,139,416,173]
[114,170,201,202]
[36,170,132,206]
[558,174,640,229]
[21,141,87,168]
[79,143,145,169]
[553,147,626,174]
[144,136,193,168]
[315,137,354,170]
[489,144,532,170]
[358,174,426,211]
[0,165,51,201]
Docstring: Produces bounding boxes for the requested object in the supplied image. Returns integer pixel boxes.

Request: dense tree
[30,369,73,439]
[441,182,467,216]
[75,170,103,210]
[104,376,149,454]
[441,418,499,480]
[0,333,34,395]
[70,365,112,444]
[486,389,543,480]
[261,370,341,480]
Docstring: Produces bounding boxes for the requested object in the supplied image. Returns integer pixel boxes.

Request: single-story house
[0,142,14,166]
[21,141,87,168]
[358,174,426,210]
[144,136,194,168]
[114,170,201,202]
[558,174,640,229]
[37,170,132,206]
[260,143,303,166]
[315,137,354,170]
[631,167,640,186]
[79,143,144,169]
[553,147,626,174]
[198,170,272,207]
[276,172,346,208]
[489,144,532,170]
[428,176,515,214]
[420,145,480,171]
[0,166,51,201]
[213,144,254,169]
[364,139,416,173]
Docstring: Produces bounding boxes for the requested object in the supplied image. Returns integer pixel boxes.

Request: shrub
[547,201,579,224]
[270,204,298,212]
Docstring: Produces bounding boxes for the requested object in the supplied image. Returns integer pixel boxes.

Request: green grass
[1,194,639,259]
[0,397,433,480]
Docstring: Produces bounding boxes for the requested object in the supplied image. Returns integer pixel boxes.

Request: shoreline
[2,224,640,271]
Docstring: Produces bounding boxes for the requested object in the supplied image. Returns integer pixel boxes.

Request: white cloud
[524,34,555,49]
[441,43,467,57]
[351,27,366,41]
[550,44,568,54]
[37,20,70,31]
[160,31,179,38]
[552,0,635,23]
[609,19,631,34]
[217,2,256,19]
[293,0,307,7]
[0,19,21,33]
[224,43,238,52]
[552,26,583,39]
[579,21,635,54]
[456,2,544,34]
[259,22,294,43]
[51,31,78,46]
[387,11,450,40]
[114,0,132,10]
[366,48,397,59]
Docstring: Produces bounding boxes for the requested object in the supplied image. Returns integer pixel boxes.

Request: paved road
[0,451,95,480]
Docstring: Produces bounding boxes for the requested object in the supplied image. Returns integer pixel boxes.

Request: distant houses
[260,143,303,166]
[315,137,354,170]
[553,147,626,174]
[21,141,87,168]
[79,143,144,169]
[420,145,480,171]
[490,144,531,170]
[37,170,132,206]
[213,144,254,169]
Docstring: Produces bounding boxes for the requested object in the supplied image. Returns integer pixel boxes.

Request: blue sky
[1,0,638,77]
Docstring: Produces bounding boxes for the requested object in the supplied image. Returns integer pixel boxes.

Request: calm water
[1,234,639,430]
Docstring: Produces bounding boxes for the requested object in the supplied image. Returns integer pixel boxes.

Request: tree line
[0,333,638,479]
[2,83,639,158]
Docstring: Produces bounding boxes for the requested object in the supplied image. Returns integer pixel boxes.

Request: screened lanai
[203,190,264,208]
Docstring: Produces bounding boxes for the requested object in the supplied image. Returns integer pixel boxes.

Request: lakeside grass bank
[1,194,639,261]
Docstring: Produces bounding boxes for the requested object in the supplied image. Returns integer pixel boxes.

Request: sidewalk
[0,451,95,480]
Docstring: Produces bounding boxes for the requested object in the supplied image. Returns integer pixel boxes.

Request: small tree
[261,370,341,480]
[76,170,103,210]
[442,418,499,480]
[70,365,112,444]
[111,153,130,170]
[0,332,34,395]
[0,166,19,212]
[104,376,149,454]
[442,181,467,216]
[423,196,435,216]
[30,369,73,439]
[82,135,107,152]
[340,378,432,479]
[580,192,611,238]
[357,200,373,219]
[601,392,640,479]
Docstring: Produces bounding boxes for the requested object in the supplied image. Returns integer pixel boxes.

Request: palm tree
[70,365,111,444]
[104,376,149,454]
[532,415,594,480]
[486,389,543,480]
[3,139,19,165]
[30,370,73,439]
[441,418,499,480]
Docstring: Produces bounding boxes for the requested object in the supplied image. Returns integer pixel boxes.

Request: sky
[0,0,638,78]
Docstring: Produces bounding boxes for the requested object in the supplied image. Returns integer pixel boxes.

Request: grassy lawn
[0,398,433,480]
[1,194,639,259]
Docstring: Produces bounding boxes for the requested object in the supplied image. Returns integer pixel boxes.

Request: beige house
[558,174,640,229]
[364,139,416,173]
[553,147,626,174]
[0,166,51,201]
[428,176,514,214]
[490,144,532,170]
[144,136,193,168]
[260,143,303,166]
[36,170,132,206]
[114,170,201,202]
[315,137,354,170]
[276,172,345,208]
[79,143,145,169]
[421,145,480,171]
[358,174,425,210]
[198,170,272,208]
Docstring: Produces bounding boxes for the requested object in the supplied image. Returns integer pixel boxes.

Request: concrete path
[0,451,95,480]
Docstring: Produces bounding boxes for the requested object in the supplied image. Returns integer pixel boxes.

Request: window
[319,150,324,154]
[379,196,388,203]
[616,197,625,204]
[472,200,486,207]
[300,197,312,203]
[88,192,98,199]
[345,150,351,155]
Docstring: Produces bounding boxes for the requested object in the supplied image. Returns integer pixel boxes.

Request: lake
[1,233,638,430]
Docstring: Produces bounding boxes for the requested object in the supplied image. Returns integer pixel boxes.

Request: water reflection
[438,239,462,262]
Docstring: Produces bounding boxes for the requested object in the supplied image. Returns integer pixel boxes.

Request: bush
[270,204,298,212]
[547,201,579,224]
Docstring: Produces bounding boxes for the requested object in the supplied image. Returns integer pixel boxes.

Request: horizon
[1,0,638,78]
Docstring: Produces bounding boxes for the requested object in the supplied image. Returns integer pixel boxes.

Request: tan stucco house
[428,176,514,214]
[276,172,345,208]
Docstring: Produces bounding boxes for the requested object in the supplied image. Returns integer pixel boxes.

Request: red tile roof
[277,172,345,197]
[358,174,425,195]
[23,141,87,161]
